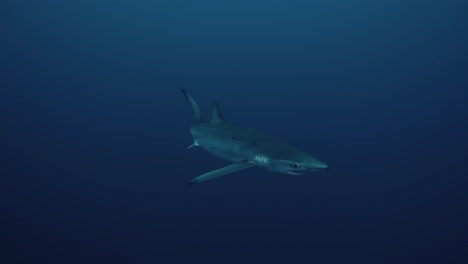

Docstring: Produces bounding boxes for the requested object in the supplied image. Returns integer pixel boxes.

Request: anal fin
[189,161,255,184]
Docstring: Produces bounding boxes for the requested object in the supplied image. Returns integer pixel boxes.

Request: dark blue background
[2,0,467,263]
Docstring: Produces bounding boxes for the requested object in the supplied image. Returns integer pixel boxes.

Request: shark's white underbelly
[195,135,251,163]
[191,123,258,163]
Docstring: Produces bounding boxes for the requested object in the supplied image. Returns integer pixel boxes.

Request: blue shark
[181,89,328,184]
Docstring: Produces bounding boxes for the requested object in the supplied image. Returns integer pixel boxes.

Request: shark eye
[292,163,298,168]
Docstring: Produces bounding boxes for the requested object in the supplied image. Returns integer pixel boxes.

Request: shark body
[181,89,328,184]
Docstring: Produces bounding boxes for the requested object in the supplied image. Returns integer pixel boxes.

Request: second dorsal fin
[211,102,225,123]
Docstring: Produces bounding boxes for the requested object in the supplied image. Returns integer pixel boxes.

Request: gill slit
[253,154,269,168]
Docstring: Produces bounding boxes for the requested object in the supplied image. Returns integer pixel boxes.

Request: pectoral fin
[189,161,255,185]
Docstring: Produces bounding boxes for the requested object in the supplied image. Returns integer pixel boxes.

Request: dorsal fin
[211,102,225,123]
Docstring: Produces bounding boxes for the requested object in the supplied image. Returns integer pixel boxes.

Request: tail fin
[180,89,202,122]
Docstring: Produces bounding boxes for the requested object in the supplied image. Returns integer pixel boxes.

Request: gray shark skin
[181,89,328,184]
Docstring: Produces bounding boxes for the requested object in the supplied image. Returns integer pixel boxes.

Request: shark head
[255,150,328,175]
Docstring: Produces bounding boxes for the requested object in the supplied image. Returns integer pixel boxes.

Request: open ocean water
[2,0,468,263]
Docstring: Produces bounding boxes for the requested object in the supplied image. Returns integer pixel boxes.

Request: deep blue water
[2,0,468,263]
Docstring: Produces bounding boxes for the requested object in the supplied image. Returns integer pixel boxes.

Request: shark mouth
[288,171,304,175]
[288,168,325,175]
[287,170,306,175]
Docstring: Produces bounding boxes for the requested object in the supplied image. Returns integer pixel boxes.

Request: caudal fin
[180,89,202,122]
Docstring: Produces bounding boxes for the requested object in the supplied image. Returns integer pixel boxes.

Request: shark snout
[316,162,328,169]
[309,160,328,170]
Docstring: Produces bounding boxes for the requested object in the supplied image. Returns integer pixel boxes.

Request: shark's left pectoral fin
[189,161,255,185]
